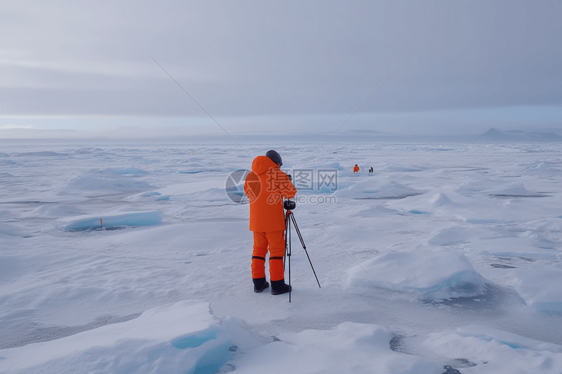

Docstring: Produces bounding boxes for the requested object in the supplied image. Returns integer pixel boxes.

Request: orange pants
[252,230,286,281]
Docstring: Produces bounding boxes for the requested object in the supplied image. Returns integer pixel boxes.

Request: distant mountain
[477,128,562,142]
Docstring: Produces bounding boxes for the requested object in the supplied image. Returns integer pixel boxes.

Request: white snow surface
[1,141,562,373]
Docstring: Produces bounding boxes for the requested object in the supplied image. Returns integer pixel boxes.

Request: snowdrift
[0,302,257,374]
[524,162,561,175]
[385,192,461,216]
[231,322,440,374]
[424,325,562,373]
[464,237,562,311]
[60,211,162,231]
[348,250,487,301]
[0,302,444,374]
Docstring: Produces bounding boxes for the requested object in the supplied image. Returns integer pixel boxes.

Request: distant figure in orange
[353,164,360,174]
[244,150,297,295]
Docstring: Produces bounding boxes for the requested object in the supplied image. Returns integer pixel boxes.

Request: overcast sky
[1,0,561,138]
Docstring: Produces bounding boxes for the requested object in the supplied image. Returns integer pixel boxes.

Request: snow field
[1,142,562,373]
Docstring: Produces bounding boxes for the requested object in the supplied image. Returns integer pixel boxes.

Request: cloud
[0,123,36,129]
[0,0,561,136]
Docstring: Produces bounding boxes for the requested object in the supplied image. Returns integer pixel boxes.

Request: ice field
[1,141,562,373]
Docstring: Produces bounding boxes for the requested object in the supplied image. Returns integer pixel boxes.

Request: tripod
[284,207,321,302]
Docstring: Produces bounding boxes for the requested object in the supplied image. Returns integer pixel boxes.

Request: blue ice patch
[63,211,162,230]
[417,270,485,300]
[474,336,523,349]
[172,330,218,349]
[500,341,522,349]
[180,171,204,174]
[142,192,161,197]
[169,328,238,374]
[410,210,430,215]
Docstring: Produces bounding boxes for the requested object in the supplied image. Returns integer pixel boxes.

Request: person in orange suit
[244,150,297,295]
[353,164,360,174]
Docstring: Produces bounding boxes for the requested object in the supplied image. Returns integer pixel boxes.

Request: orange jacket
[353,165,360,173]
[244,156,297,232]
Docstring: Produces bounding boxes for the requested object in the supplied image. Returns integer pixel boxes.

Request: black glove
[287,174,292,182]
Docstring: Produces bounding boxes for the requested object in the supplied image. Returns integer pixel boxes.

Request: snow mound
[424,325,562,373]
[489,184,543,197]
[335,180,421,200]
[385,191,469,217]
[231,322,440,373]
[533,162,550,171]
[429,193,454,207]
[524,161,561,175]
[513,264,562,312]
[348,250,487,301]
[0,302,258,374]
[60,211,162,230]
[429,227,477,246]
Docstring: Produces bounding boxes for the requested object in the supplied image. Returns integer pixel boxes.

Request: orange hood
[251,155,279,175]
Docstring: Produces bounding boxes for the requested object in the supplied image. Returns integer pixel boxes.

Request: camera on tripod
[283,199,296,210]
[283,197,320,302]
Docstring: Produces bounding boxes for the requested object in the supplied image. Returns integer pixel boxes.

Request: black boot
[253,277,269,293]
[271,279,292,295]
